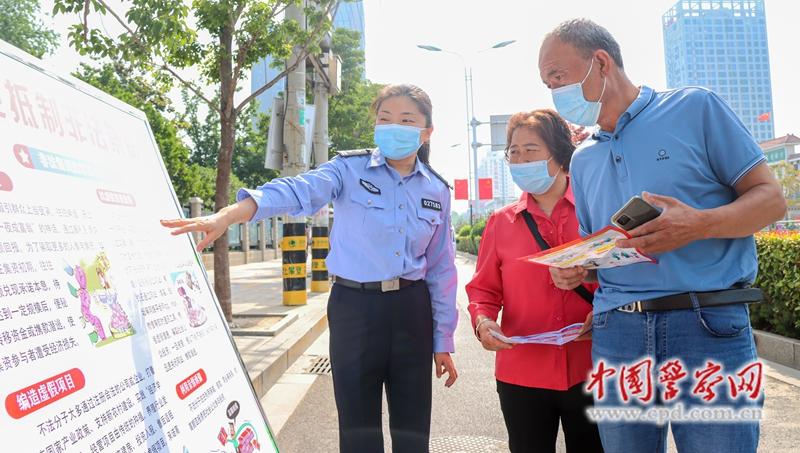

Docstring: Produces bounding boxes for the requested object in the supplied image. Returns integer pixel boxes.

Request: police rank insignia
[359,179,381,195]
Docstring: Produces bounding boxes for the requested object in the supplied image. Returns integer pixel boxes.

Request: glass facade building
[662,0,775,142]
[250,1,365,116]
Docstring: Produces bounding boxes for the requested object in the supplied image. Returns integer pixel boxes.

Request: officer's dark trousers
[328,280,434,453]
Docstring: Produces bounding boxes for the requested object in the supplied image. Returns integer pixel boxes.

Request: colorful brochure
[521,226,656,269]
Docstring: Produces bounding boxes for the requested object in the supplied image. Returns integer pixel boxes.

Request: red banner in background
[479,178,493,200]
[454,179,468,200]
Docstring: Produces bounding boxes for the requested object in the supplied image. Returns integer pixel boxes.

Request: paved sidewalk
[207,254,289,315]
[208,254,330,398]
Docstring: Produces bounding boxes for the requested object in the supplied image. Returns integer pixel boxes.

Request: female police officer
[161,84,458,453]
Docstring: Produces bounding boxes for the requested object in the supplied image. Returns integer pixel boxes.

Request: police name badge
[421,198,442,211]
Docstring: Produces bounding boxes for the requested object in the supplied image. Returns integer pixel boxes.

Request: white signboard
[489,114,511,151]
[0,43,278,453]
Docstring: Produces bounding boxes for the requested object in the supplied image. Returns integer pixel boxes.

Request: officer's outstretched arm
[236,159,345,222]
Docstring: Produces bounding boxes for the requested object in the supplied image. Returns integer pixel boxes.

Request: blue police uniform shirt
[570,86,766,314]
[236,148,458,353]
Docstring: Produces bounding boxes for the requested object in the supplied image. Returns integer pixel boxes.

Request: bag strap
[520,210,594,305]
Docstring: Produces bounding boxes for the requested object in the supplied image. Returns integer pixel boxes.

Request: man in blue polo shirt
[539,19,786,453]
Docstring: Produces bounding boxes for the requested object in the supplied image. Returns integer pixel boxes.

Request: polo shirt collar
[592,85,656,142]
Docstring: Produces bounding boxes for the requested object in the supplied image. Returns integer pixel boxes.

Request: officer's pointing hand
[161,213,230,253]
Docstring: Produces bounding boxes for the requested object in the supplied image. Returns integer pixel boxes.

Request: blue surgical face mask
[374,124,423,160]
[509,158,560,195]
[551,58,607,126]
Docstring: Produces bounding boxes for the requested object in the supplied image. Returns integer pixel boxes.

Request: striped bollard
[310,226,330,292]
[281,220,307,305]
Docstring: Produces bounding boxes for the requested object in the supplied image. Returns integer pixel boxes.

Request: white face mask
[373,124,423,160]
[508,158,560,195]
[551,58,606,126]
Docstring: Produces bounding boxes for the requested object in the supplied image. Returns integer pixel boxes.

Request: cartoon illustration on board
[213,401,262,453]
[64,251,135,346]
[171,270,208,328]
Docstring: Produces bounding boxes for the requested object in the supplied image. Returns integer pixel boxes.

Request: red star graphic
[13,144,34,169]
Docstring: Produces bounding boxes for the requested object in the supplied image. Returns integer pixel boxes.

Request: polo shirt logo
[656,149,670,161]
[421,198,442,211]
[359,179,381,194]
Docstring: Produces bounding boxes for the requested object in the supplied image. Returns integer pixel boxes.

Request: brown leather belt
[617,288,763,313]
[332,276,419,292]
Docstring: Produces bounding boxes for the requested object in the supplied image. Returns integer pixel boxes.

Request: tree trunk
[214,118,235,322]
[213,17,237,323]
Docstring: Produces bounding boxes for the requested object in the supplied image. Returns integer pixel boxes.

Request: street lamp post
[417,40,516,225]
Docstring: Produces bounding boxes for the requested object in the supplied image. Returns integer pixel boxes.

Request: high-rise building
[332,1,365,52]
[250,1,366,116]
[476,114,517,213]
[478,150,518,212]
[662,0,775,142]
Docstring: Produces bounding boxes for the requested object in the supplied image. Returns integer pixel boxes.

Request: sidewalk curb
[234,292,329,399]
[754,329,800,370]
[761,358,800,388]
[231,312,299,337]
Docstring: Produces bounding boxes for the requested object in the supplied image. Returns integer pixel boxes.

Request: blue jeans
[590,303,763,453]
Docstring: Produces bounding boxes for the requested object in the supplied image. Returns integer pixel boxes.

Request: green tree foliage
[328,27,384,153]
[471,217,488,238]
[74,64,202,203]
[181,90,278,191]
[54,0,335,321]
[0,0,59,58]
[770,161,800,212]
[333,27,365,82]
[189,165,246,213]
[451,211,468,231]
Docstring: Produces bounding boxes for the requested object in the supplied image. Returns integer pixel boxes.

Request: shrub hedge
[752,232,800,340]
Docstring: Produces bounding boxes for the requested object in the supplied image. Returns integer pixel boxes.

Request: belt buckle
[618,301,643,313]
[381,278,400,292]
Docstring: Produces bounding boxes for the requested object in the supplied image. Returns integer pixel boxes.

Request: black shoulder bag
[520,211,594,305]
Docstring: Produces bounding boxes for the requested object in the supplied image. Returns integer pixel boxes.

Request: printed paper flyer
[522,226,656,269]
[0,43,278,452]
[489,323,587,345]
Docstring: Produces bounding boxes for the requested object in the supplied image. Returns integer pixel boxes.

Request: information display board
[0,42,279,453]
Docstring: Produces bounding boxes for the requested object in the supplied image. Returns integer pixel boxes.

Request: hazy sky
[361,0,800,212]
[39,0,800,213]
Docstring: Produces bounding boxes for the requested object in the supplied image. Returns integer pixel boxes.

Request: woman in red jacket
[466,109,602,453]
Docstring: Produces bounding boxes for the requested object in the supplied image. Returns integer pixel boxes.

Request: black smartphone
[611,196,661,231]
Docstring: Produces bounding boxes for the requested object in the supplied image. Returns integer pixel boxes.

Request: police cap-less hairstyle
[545,18,624,69]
